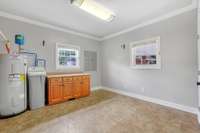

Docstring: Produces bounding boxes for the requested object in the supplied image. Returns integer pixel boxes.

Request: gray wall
[0,9,198,108]
[0,17,101,87]
[101,9,198,108]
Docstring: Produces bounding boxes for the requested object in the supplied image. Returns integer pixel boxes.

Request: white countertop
[47,72,90,78]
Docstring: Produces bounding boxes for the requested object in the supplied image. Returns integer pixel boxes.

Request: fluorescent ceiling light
[71,0,115,22]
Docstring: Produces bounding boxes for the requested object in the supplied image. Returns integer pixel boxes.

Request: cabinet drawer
[49,78,62,83]
[49,77,62,81]
[63,80,73,84]
[63,77,72,82]
[73,76,82,80]
[82,75,90,79]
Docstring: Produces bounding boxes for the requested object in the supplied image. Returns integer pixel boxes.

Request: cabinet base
[48,94,90,105]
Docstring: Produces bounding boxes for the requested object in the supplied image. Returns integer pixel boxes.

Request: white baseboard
[91,86,102,91]
[101,86,198,115]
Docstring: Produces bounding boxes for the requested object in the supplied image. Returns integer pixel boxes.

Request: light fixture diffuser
[71,0,115,22]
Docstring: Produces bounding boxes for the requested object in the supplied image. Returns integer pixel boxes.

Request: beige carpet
[21,94,200,133]
[0,90,116,133]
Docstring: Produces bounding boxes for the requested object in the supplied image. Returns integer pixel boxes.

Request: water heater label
[9,74,25,81]
[20,74,25,81]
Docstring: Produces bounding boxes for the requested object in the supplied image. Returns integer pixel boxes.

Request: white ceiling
[0,0,195,39]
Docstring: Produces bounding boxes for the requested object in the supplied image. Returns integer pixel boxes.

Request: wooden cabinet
[82,76,90,97]
[47,74,90,105]
[73,77,82,98]
[63,77,73,100]
[48,78,63,104]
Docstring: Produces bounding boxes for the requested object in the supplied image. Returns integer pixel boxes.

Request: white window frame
[130,36,161,70]
[56,43,80,70]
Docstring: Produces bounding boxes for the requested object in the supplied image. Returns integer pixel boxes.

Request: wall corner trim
[101,87,198,115]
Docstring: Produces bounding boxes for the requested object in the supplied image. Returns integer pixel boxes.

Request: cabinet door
[82,76,90,96]
[48,78,63,104]
[73,76,82,98]
[63,77,73,100]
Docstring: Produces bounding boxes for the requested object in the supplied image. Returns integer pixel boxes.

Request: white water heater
[0,54,27,117]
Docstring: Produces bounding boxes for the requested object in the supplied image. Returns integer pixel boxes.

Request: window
[130,37,161,69]
[56,43,80,70]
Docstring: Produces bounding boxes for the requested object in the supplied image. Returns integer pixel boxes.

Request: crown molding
[101,0,198,41]
[0,0,197,42]
[0,11,101,41]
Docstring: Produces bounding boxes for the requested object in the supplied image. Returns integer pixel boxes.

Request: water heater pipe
[0,30,11,54]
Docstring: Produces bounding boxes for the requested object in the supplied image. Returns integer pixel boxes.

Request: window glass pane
[57,47,79,68]
[71,51,76,56]
[133,43,157,65]
[68,57,77,66]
